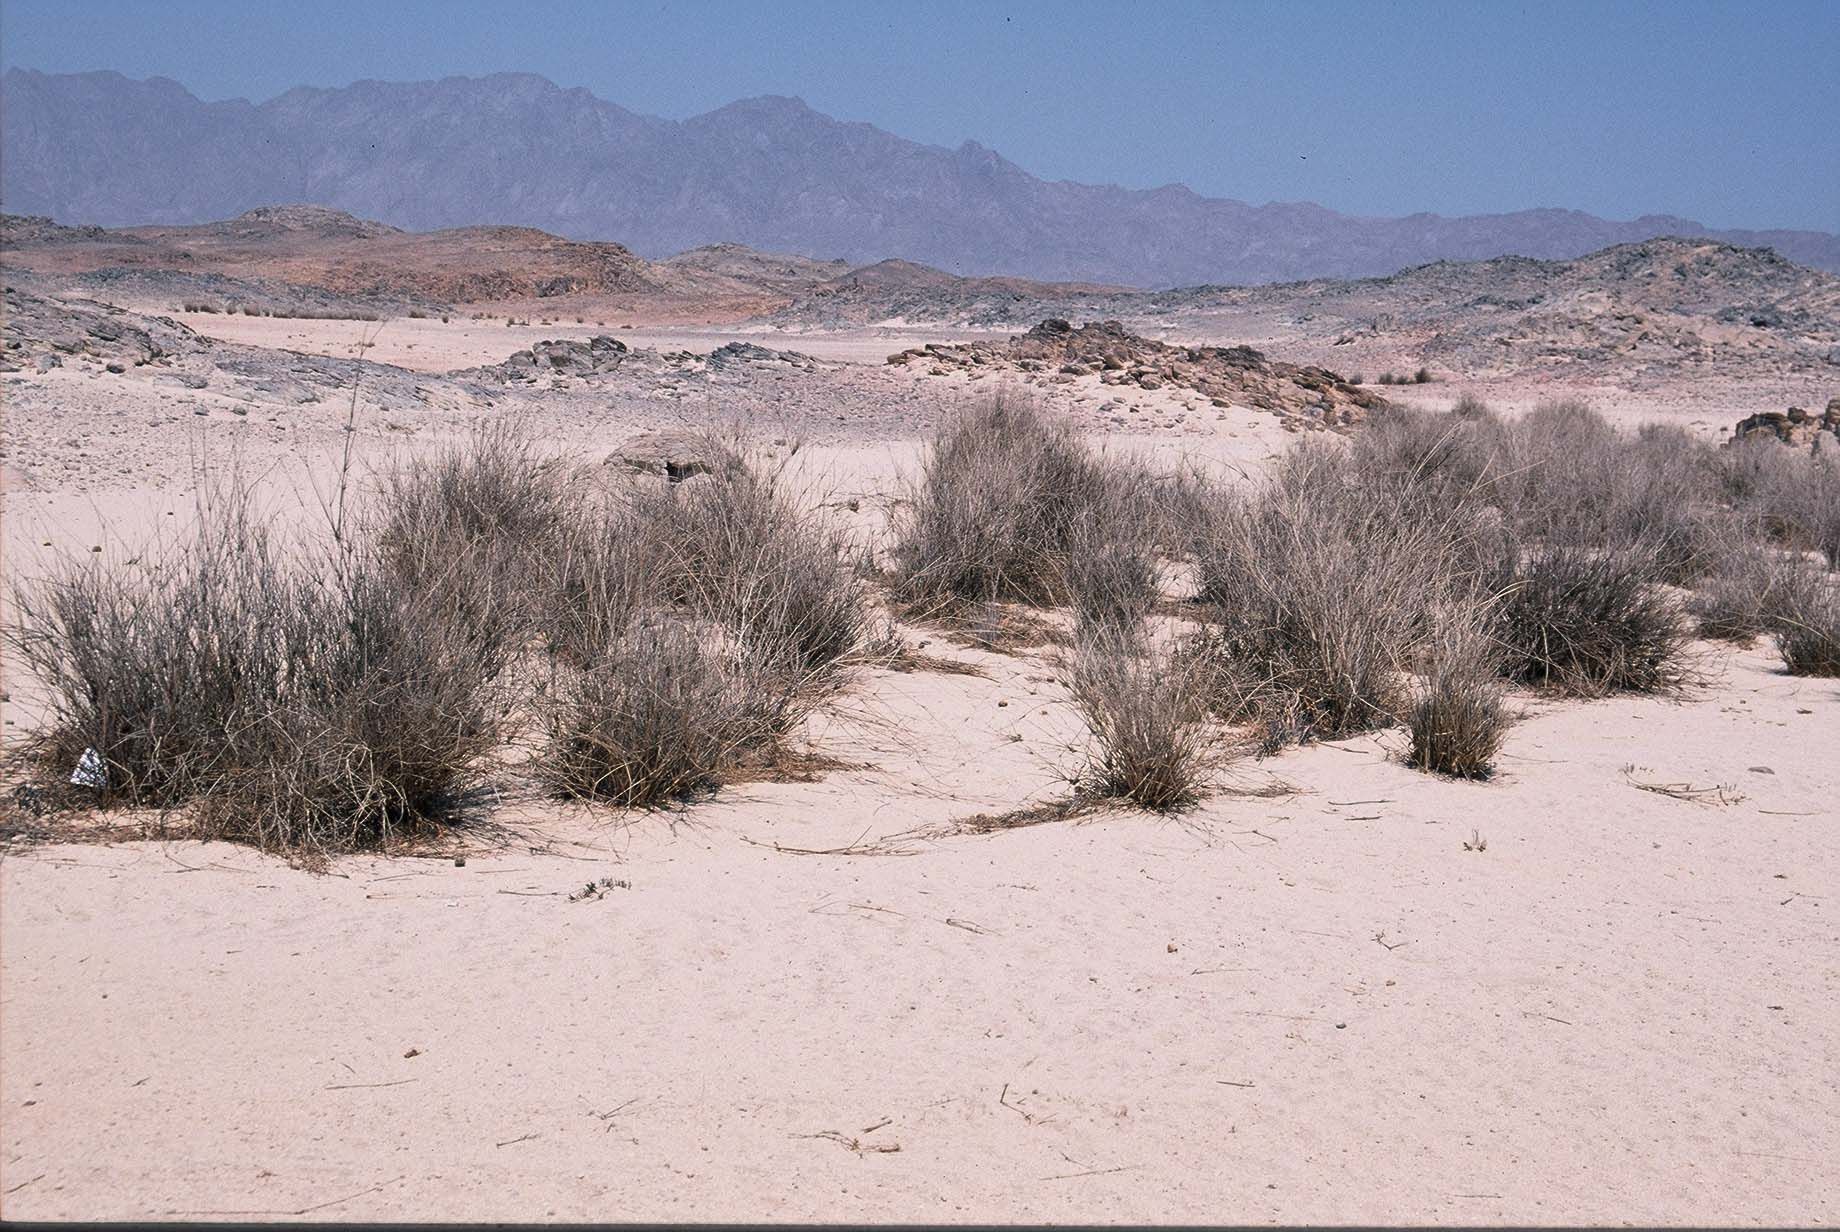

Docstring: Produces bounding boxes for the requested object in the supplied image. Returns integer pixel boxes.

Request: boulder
[609,430,715,483]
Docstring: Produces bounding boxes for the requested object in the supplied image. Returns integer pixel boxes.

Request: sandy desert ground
[2,303,1837,1225]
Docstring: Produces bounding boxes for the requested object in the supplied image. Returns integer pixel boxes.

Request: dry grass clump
[1767,567,1840,676]
[1188,444,1493,753]
[538,437,866,805]
[1772,454,1840,570]
[1689,533,1805,642]
[626,440,868,677]
[1716,439,1840,568]
[1407,619,1510,779]
[7,485,296,808]
[1495,545,1689,696]
[6,483,501,855]
[1061,624,1216,810]
[540,614,776,805]
[893,391,1153,617]
[1499,403,1722,584]
[1349,402,1510,505]
[370,419,570,675]
[193,552,504,851]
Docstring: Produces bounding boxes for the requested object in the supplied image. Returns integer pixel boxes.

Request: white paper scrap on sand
[69,747,107,788]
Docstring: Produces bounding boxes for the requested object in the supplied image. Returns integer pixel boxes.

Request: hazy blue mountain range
[5,68,1836,286]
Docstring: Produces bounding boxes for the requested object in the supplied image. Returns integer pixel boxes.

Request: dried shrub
[1689,533,1804,642]
[540,614,769,805]
[5,481,502,855]
[1504,404,1722,584]
[370,419,570,675]
[1768,567,1840,676]
[893,391,1148,613]
[194,551,504,851]
[1188,445,1490,752]
[1062,624,1216,810]
[1349,402,1510,506]
[627,438,866,678]
[1495,545,1689,696]
[536,436,865,803]
[1774,453,1840,570]
[1407,619,1510,779]
[6,484,296,808]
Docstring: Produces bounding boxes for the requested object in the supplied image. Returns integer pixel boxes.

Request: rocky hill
[778,237,1840,380]
[656,244,852,299]
[773,259,1129,328]
[6,68,1837,285]
[1,205,659,303]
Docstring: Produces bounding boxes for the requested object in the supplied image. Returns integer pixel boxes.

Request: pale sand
[2,320,1836,1223]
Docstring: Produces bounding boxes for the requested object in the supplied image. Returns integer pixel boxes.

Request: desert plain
[1,208,1836,1225]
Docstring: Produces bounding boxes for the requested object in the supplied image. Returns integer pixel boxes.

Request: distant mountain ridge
[4,68,1838,286]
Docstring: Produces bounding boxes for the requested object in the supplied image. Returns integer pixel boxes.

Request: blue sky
[4,0,1836,231]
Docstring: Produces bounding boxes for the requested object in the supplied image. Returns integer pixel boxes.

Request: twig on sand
[1522,1011,1573,1026]
[295,1175,406,1216]
[791,1129,901,1155]
[1216,1079,1256,1088]
[495,1133,539,1148]
[324,1078,417,1091]
[738,831,921,857]
[589,1097,642,1131]
[1328,798,1394,807]
[945,917,996,935]
[177,1175,409,1218]
[1372,930,1410,952]
[1043,1164,1140,1181]
[998,1083,1054,1125]
[1622,769,1743,806]
[4,1173,46,1196]
[860,1117,892,1134]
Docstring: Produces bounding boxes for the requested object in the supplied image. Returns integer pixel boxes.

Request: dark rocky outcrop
[890,319,1384,427]
[1728,398,1840,454]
